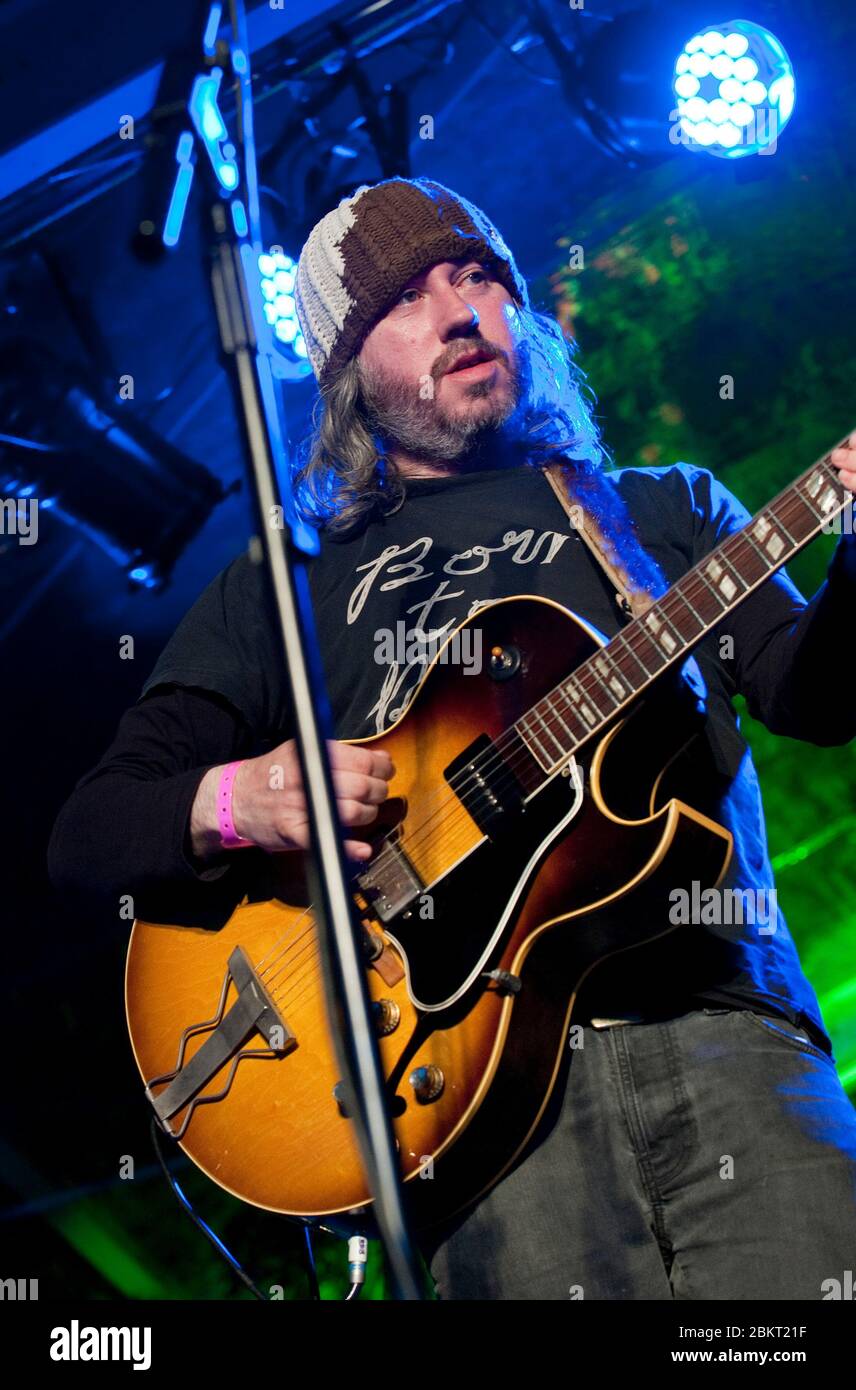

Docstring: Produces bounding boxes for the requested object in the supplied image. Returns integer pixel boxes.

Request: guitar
[125,432,854,1232]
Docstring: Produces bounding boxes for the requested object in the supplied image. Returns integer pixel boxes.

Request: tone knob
[372,999,401,1036]
[408,1064,444,1103]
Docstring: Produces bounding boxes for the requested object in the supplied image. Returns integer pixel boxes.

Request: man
[49,176,856,1300]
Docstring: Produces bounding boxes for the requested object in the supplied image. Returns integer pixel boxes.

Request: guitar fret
[770,512,798,546]
[682,591,707,627]
[528,711,563,766]
[813,462,848,517]
[550,702,575,741]
[784,483,823,532]
[555,691,588,740]
[696,568,727,614]
[584,684,607,719]
[796,474,828,521]
[642,604,681,657]
[598,648,632,701]
[805,467,826,496]
[667,589,705,635]
[640,627,669,669]
[565,678,599,728]
[518,713,553,769]
[742,527,774,567]
[611,630,650,681]
[796,462,845,524]
[591,654,621,706]
[703,549,747,604]
[537,708,566,758]
[748,508,804,568]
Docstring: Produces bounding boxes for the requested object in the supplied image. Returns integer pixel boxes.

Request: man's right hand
[189,739,394,863]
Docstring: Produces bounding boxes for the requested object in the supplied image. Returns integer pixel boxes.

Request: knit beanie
[293,176,530,388]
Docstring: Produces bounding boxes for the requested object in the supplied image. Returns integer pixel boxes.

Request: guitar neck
[516,432,855,774]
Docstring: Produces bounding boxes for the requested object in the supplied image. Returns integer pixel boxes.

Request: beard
[355,341,528,467]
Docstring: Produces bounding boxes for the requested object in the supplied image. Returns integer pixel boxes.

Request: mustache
[357,340,515,406]
[435,338,507,379]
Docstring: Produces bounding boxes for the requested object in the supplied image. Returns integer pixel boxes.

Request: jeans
[418,1007,856,1299]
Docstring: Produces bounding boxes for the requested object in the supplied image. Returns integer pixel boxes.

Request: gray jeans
[419,1007,856,1299]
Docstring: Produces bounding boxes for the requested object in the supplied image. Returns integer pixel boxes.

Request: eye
[394,268,490,309]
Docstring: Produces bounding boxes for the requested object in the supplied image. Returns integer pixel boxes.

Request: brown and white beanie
[293,176,530,388]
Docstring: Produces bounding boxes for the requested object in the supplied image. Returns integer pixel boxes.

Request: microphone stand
[177,0,424,1299]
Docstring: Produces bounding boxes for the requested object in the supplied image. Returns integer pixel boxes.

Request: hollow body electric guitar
[126,435,854,1231]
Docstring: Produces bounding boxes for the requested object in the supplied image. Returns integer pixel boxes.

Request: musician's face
[355,258,525,464]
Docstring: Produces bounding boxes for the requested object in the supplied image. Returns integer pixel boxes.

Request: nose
[434,286,481,342]
[433,300,481,380]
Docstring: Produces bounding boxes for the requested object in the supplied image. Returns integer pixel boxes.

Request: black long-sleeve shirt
[48,461,856,1050]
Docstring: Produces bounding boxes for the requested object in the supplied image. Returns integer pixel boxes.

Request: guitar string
[253,903,312,972]
[252,483,834,989]
[262,924,322,998]
[269,940,374,1026]
[226,907,328,1030]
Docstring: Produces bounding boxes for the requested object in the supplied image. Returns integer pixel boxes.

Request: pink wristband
[217,761,255,849]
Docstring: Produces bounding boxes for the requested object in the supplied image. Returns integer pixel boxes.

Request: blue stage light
[258,250,312,380]
[163,132,195,250]
[189,70,239,193]
[723,33,749,57]
[672,20,795,158]
[675,74,700,98]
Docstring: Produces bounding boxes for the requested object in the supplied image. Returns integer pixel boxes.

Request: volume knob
[372,999,401,1036]
[408,1064,444,1104]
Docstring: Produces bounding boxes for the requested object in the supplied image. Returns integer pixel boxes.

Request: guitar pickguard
[379,760,585,1011]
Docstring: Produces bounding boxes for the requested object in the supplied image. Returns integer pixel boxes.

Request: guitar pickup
[356,838,423,924]
[443,732,525,839]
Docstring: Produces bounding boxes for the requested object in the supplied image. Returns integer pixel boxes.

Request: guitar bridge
[356,834,423,924]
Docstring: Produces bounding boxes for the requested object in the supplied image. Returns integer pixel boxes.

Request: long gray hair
[292,304,613,536]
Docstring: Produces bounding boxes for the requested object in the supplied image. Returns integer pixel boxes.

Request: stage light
[258,249,312,378]
[558,4,792,167]
[129,566,158,589]
[672,20,795,159]
[189,69,239,193]
[163,132,196,250]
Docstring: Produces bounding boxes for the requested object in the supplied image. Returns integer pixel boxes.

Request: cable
[150,1116,271,1300]
[300,1222,321,1300]
[150,1116,369,1300]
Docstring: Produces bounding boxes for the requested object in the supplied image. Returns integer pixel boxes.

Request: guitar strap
[544,455,711,740]
[544,460,657,621]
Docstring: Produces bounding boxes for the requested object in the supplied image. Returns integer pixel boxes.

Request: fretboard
[516,431,854,775]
